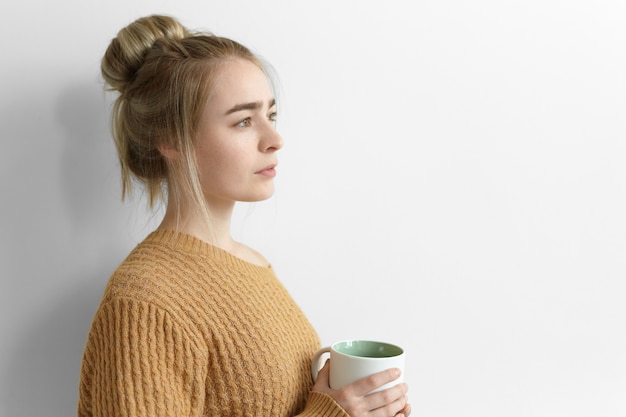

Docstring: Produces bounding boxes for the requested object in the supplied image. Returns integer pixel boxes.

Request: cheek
[196,144,246,181]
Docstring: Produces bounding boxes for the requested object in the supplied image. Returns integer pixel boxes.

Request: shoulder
[100,238,206,310]
[230,242,270,267]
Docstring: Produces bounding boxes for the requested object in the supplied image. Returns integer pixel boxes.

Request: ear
[157,142,180,161]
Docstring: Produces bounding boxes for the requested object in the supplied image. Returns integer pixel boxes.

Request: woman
[78,14,410,417]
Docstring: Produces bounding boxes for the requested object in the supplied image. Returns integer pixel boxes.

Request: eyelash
[236,112,278,128]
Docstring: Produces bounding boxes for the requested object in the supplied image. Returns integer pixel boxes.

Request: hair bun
[101,15,189,93]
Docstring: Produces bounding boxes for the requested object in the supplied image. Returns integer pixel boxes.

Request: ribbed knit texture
[78,230,348,417]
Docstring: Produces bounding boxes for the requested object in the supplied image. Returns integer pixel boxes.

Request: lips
[255,163,277,178]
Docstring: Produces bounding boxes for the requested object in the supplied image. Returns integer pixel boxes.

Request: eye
[268,112,278,124]
[236,118,252,128]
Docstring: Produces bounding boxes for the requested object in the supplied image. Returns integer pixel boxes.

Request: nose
[260,121,284,152]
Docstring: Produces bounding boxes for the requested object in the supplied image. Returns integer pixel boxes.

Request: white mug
[311,340,404,392]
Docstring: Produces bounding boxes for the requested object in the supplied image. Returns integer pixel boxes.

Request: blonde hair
[101,14,266,219]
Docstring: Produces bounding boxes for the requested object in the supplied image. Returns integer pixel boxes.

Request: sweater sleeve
[78,298,207,417]
[295,392,351,417]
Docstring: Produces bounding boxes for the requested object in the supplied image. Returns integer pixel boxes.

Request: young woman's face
[195,58,283,205]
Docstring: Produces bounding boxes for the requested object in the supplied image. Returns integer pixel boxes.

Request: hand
[312,360,411,417]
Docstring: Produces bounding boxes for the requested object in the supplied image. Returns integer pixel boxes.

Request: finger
[393,401,412,417]
[369,391,409,417]
[400,402,412,417]
[363,383,408,415]
[353,368,402,396]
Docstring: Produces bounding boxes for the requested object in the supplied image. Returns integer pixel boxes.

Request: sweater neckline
[144,229,273,273]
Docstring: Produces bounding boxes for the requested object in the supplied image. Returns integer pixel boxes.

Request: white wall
[1,1,625,416]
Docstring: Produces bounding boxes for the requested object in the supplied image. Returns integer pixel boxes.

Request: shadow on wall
[3,276,105,417]
[1,82,124,416]
[58,79,121,236]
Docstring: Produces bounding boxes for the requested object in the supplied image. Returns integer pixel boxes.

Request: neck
[158,195,236,249]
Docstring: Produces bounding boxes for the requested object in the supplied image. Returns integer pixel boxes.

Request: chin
[241,190,275,203]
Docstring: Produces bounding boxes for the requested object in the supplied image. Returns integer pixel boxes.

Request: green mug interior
[333,340,403,358]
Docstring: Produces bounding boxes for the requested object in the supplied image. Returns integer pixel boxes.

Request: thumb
[313,359,331,388]
[320,359,330,374]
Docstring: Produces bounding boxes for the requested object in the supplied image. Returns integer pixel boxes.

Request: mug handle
[310,346,331,381]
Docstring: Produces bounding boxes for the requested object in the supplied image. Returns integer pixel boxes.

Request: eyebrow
[225,98,276,115]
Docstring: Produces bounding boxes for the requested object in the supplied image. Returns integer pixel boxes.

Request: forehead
[208,59,273,109]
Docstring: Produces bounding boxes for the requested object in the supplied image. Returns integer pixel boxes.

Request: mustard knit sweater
[78,230,348,417]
